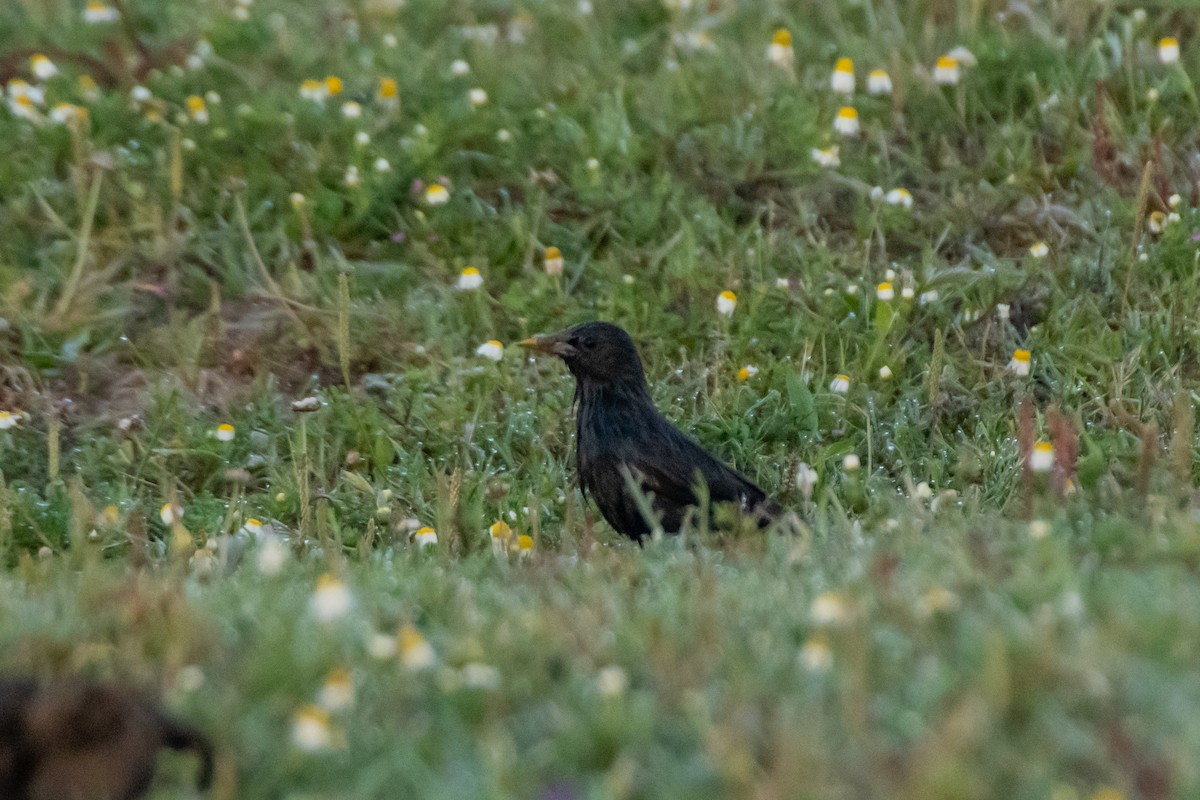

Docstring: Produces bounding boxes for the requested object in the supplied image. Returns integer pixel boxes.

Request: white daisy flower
[475,340,504,361]
[867,69,892,95]
[1030,441,1054,473]
[811,146,840,168]
[830,58,854,94]
[596,666,628,697]
[833,107,860,136]
[83,1,119,23]
[1158,37,1180,65]
[310,574,354,622]
[455,267,483,291]
[810,592,849,625]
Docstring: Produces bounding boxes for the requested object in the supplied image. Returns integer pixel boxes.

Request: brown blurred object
[0,677,212,800]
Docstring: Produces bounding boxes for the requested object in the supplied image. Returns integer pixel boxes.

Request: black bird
[0,677,214,800]
[519,321,778,541]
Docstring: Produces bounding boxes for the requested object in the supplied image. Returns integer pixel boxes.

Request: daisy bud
[400,626,437,670]
[1030,441,1054,473]
[830,58,855,94]
[84,1,119,23]
[475,340,504,361]
[934,55,960,85]
[310,574,354,622]
[799,636,833,671]
[885,188,913,208]
[291,706,332,751]
[833,106,860,136]
[810,592,849,625]
[767,29,794,70]
[1159,36,1180,65]
[867,69,892,95]
[455,267,483,291]
[1009,348,1031,376]
[544,246,564,276]
[811,146,840,168]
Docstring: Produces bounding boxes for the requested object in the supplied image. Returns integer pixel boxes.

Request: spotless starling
[519,321,779,541]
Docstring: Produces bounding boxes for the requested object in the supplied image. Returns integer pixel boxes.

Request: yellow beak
[517,332,574,357]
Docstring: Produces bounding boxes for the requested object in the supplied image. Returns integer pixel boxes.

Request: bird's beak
[518,332,575,358]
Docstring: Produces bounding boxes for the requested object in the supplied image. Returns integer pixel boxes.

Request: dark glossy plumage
[520,322,778,541]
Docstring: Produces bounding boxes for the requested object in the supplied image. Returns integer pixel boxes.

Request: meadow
[2,0,1200,797]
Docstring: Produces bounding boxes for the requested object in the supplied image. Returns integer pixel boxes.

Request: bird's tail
[158,711,214,790]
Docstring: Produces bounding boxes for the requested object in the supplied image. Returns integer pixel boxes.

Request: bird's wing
[577,400,776,537]
[580,427,711,538]
[628,421,771,511]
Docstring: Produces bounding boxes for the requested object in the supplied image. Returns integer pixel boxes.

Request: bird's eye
[580,337,597,350]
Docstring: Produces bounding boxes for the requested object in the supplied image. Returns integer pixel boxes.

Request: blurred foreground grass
[7,505,1200,799]
[2,0,1200,797]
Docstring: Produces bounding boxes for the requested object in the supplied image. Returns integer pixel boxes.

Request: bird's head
[519,321,647,387]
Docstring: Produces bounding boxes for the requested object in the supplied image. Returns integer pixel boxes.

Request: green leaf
[787,371,818,438]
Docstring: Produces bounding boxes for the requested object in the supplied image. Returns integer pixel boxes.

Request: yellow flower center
[325,668,351,687]
[296,705,330,726]
[399,625,426,653]
[316,573,342,590]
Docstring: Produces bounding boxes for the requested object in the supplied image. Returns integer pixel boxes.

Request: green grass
[2,0,1200,797]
